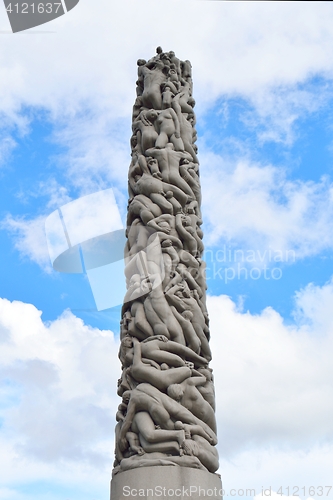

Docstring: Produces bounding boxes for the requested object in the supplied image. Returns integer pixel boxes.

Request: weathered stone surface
[111,466,222,500]
[112,48,220,481]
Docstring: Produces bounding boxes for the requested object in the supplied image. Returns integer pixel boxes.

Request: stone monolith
[110,47,222,500]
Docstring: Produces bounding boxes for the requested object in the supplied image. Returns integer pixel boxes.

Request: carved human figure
[147,213,178,238]
[133,110,159,154]
[128,300,154,340]
[169,307,201,354]
[142,273,186,345]
[166,283,212,361]
[167,375,217,433]
[175,213,198,256]
[181,213,204,255]
[136,59,147,96]
[162,83,174,109]
[145,231,181,275]
[182,435,219,473]
[196,367,216,410]
[141,60,166,110]
[122,273,150,307]
[129,156,188,211]
[130,337,192,391]
[146,217,202,274]
[114,392,131,464]
[161,238,180,281]
[174,420,212,443]
[168,51,182,77]
[140,335,207,368]
[165,264,203,298]
[179,158,202,206]
[154,108,184,151]
[172,93,199,163]
[114,50,219,476]
[119,383,217,450]
[148,46,163,63]
[130,410,186,454]
[126,431,145,456]
[186,205,203,239]
[181,59,192,82]
[168,65,180,86]
[145,144,195,198]
[175,78,194,114]
[127,415,216,461]
[126,219,152,257]
[127,194,162,227]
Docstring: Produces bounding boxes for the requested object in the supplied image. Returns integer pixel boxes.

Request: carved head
[197,367,213,381]
[147,109,159,122]
[169,68,178,80]
[129,274,141,287]
[182,310,193,321]
[121,336,133,349]
[147,156,158,168]
[154,60,165,71]
[188,97,195,108]
[162,239,172,247]
[130,135,138,148]
[158,221,171,232]
[167,384,184,402]
[162,82,173,92]
[122,391,131,404]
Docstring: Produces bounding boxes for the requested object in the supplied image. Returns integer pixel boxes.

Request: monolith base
[111,466,222,500]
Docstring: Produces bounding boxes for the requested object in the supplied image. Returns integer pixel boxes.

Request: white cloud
[51,112,130,195]
[1,214,51,271]
[235,82,332,146]
[0,298,119,489]
[1,2,333,496]
[0,1,333,191]
[6,148,333,273]
[0,132,16,168]
[1,278,333,495]
[0,487,16,500]
[39,178,72,210]
[222,445,333,496]
[208,278,333,458]
[201,152,333,262]
[1,1,333,243]
[0,1,333,114]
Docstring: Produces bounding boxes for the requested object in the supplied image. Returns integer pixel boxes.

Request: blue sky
[1,1,333,499]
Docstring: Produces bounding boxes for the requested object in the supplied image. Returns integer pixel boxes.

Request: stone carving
[113,48,219,477]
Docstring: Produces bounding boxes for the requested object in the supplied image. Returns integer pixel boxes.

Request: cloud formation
[1,276,333,493]
[201,152,333,262]
[0,2,333,194]
[0,298,119,472]
[208,279,333,457]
